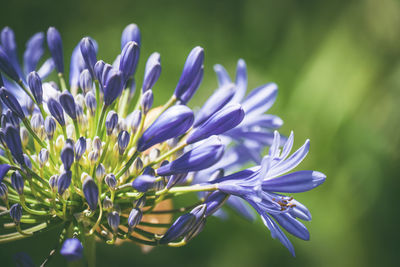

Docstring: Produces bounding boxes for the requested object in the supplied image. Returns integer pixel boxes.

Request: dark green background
[1,0,399,266]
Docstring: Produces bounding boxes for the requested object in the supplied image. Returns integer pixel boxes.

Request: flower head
[0,24,325,262]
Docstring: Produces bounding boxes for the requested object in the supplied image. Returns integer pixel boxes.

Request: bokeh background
[1,0,399,266]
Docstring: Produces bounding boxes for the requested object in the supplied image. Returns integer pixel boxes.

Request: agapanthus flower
[0,23,325,265]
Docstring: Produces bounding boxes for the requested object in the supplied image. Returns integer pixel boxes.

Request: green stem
[73,119,80,139]
[95,104,108,138]
[155,184,218,195]
[115,151,140,180]
[58,73,68,91]
[22,118,47,148]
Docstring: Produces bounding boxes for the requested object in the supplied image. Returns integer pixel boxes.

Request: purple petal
[270,213,310,240]
[262,170,326,193]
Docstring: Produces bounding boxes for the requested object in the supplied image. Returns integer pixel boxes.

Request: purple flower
[142,52,161,92]
[121,24,141,49]
[4,125,24,165]
[23,32,45,74]
[131,174,156,192]
[59,91,77,120]
[212,131,326,256]
[137,105,194,152]
[0,164,11,183]
[105,111,118,136]
[159,213,196,244]
[127,208,142,229]
[193,83,235,127]
[187,104,245,144]
[174,46,204,101]
[0,44,20,82]
[157,136,224,176]
[140,89,153,114]
[83,178,99,211]
[11,171,24,195]
[60,238,83,261]
[61,144,74,170]
[79,37,97,77]
[103,71,124,106]
[47,98,65,126]
[107,211,120,233]
[57,170,72,195]
[27,71,43,105]
[9,203,22,223]
[46,27,64,73]
[0,87,25,119]
[119,41,140,83]
[117,130,130,155]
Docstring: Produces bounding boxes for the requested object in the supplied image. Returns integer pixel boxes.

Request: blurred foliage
[1,0,399,266]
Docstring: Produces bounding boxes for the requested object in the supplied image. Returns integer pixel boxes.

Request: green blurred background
[1,0,399,266]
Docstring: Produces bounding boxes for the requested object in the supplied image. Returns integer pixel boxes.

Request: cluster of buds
[0,23,326,263]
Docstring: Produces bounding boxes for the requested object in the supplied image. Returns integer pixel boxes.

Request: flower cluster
[0,23,325,263]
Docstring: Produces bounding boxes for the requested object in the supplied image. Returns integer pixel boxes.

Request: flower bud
[0,182,8,201]
[9,203,22,224]
[61,144,74,170]
[204,191,228,217]
[92,162,104,180]
[174,46,204,101]
[49,175,58,192]
[27,71,43,105]
[194,83,235,127]
[103,196,113,211]
[60,238,83,262]
[4,125,24,165]
[23,154,32,169]
[92,136,102,152]
[131,175,156,192]
[47,98,65,126]
[88,151,99,163]
[11,171,24,195]
[0,87,25,119]
[128,208,142,229]
[121,24,141,50]
[117,130,130,155]
[57,170,72,195]
[75,104,84,123]
[75,93,85,108]
[47,27,64,73]
[39,148,49,167]
[30,113,44,132]
[105,173,117,190]
[137,105,194,152]
[157,136,224,176]
[142,52,161,92]
[0,164,11,182]
[83,178,98,211]
[180,66,203,104]
[20,127,29,147]
[187,104,244,144]
[94,60,105,83]
[79,37,97,77]
[44,116,57,140]
[105,111,118,136]
[85,91,96,116]
[166,173,187,189]
[140,90,153,114]
[107,211,120,233]
[79,69,93,94]
[159,213,196,244]
[119,41,140,83]
[5,110,20,128]
[103,71,124,106]
[0,46,19,82]
[129,110,141,132]
[59,91,77,120]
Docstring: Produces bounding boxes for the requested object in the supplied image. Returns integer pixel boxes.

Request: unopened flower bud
[107,211,120,233]
[117,130,130,155]
[105,173,117,190]
[39,148,49,167]
[105,111,118,136]
[20,127,29,147]
[95,163,105,182]
[85,91,96,116]
[44,116,57,140]
[11,171,24,195]
[83,178,98,211]
[9,203,22,224]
